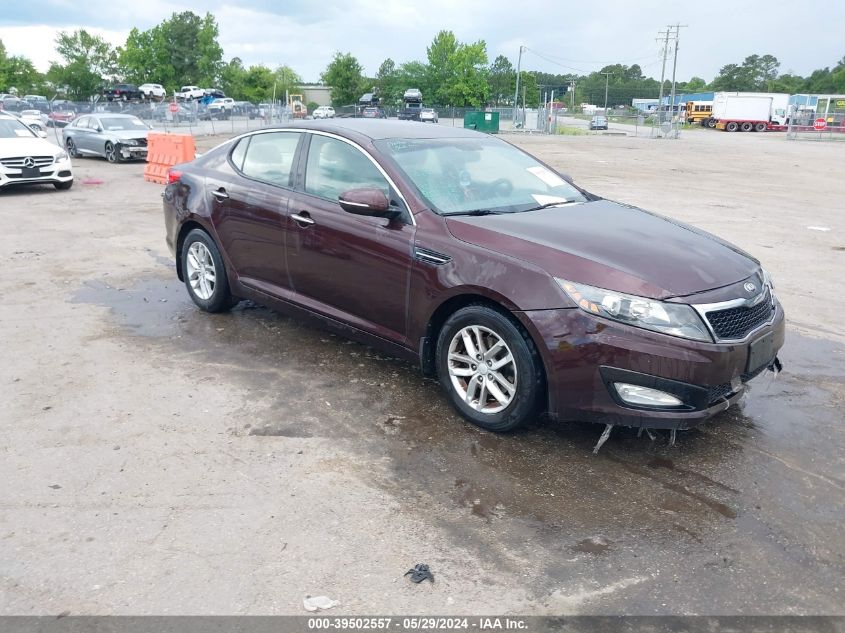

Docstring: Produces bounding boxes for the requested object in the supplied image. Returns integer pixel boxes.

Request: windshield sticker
[531,194,571,206]
[527,165,566,188]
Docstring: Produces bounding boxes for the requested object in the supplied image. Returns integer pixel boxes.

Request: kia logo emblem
[23,157,35,168]
[744,282,756,293]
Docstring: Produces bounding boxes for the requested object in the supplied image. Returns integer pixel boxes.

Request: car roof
[92,113,140,118]
[264,118,483,141]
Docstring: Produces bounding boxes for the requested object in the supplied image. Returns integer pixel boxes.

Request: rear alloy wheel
[754,122,767,132]
[436,305,543,432]
[181,229,237,313]
[104,142,119,163]
[740,122,754,132]
[726,121,739,132]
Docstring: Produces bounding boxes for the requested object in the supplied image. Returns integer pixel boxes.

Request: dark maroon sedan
[163,120,784,440]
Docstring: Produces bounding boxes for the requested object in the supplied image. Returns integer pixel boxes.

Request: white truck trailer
[709,92,789,132]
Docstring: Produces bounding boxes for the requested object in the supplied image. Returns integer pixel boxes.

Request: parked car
[104,83,143,102]
[204,88,226,99]
[207,97,235,118]
[589,115,608,130]
[19,109,47,131]
[361,106,386,119]
[313,105,336,119]
[162,120,784,438]
[47,108,77,127]
[420,108,438,123]
[63,113,150,163]
[139,83,167,100]
[0,112,73,190]
[177,86,206,101]
[233,101,258,118]
[1,96,26,112]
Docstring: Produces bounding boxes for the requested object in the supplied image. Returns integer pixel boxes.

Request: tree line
[1,14,843,108]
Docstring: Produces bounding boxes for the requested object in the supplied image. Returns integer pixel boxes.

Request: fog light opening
[614,383,683,408]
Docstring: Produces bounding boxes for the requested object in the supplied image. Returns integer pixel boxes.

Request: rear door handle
[291,211,315,226]
[211,188,229,201]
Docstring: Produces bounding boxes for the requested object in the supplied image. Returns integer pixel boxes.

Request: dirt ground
[0,126,842,616]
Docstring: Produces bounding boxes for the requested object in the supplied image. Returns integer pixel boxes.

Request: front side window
[375,136,587,215]
[304,135,389,201]
[239,131,302,188]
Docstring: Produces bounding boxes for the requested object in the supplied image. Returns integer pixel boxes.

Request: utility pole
[668,24,688,127]
[601,72,612,116]
[569,80,576,112]
[656,29,671,121]
[513,45,524,126]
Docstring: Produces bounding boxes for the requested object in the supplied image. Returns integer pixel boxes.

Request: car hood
[445,200,759,300]
[107,130,149,141]
[0,137,59,158]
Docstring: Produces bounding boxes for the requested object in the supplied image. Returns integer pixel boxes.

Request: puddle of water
[72,274,845,545]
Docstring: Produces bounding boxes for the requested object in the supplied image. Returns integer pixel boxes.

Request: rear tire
[181,229,237,313]
[740,122,753,132]
[436,305,544,432]
[726,121,739,132]
[754,122,767,132]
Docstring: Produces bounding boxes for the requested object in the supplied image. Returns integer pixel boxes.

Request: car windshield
[375,136,588,215]
[99,117,148,131]
[0,118,36,138]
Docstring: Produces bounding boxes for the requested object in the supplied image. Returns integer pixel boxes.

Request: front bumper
[519,302,785,429]
[117,144,148,160]
[0,158,74,188]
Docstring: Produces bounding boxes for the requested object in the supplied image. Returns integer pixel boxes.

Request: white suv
[313,106,335,119]
[177,86,205,100]
[139,83,167,100]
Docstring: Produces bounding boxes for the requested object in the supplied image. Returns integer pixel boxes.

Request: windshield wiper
[522,200,579,212]
[446,208,503,216]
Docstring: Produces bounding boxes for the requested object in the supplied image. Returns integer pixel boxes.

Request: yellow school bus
[685,101,713,124]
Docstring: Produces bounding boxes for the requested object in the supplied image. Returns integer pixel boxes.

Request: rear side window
[230,137,249,171]
[239,132,302,188]
[304,135,388,201]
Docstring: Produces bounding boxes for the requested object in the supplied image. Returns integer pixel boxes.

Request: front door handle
[291,211,315,226]
[211,188,229,201]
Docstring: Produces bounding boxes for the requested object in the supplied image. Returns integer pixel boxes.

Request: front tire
[181,229,237,313]
[436,305,543,432]
[104,142,119,163]
[66,138,79,158]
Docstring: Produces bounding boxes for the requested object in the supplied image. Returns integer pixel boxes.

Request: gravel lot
[0,125,842,616]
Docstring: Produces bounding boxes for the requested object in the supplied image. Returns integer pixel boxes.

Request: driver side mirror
[338,188,399,219]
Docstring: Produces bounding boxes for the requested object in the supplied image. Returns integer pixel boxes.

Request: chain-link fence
[786,95,845,141]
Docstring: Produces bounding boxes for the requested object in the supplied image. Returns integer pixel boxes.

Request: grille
[705,363,770,406]
[1,156,54,169]
[705,291,774,340]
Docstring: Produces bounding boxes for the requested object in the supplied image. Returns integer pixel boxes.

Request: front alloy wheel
[436,305,543,432]
[104,142,119,163]
[447,325,518,414]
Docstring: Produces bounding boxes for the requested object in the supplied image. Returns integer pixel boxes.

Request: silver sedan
[62,113,151,163]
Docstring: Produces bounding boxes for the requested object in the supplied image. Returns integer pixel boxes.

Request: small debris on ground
[303,595,339,612]
[405,563,435,584]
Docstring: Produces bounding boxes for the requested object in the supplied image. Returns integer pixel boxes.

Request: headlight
[54,150,69,161]
[557,278,712,342]
[122,139,139,146]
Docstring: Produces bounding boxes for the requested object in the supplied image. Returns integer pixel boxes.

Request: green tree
[516,71,539,108]
[117,12,223,92]
[321,52,365,107]
[426,30,457,104]
[396,60,428,98]
[682,76,708,92]
[219,57,246,99]
[444,40,489,107]
[274,65,302,99]
[488,55,515,106]
[48,29,118,99]
[375,58,402,105]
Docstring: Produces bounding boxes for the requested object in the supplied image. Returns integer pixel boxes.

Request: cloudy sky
[1,0,842,83]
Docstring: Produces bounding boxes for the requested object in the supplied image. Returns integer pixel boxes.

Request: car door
[285,133,415,345]
[208,131,304,297]
[71,117,94,154]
